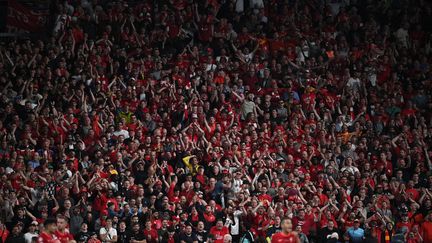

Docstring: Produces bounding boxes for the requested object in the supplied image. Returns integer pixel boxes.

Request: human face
[133,224,140,232]
[29,224,37,232]
[47,223,57,233]
[57,218,67,231]
[216,220,223,230]
[81,223,88,232]
[281,218,293,233]
[106,219,112,228]
[197,221,204,230]
[353,221,360,229]
[185,226,192,234]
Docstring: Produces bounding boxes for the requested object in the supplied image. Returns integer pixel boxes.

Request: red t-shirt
[293,215,315,235]
[38,232,61,243]
[54,230,74,243]
[271,232,300,243]
[0,228,9,242]
[422,221,432,243]
[209,226,229,243]
[143,228,158,243]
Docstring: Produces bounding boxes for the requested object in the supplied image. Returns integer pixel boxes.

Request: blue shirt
[27,160,40,169]
[347,227,364,242]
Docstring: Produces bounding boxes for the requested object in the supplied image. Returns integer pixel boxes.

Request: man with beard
[5,224,25,243]
[126,223,146,243]
[292,208,314,236]
[179,224,198,243]
[209,219,229,243]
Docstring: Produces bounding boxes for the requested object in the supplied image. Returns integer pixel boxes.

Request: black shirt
[5,233,25,243]
[75,231,90,243]
[127,231,146,242]
[195,230,208,243]
[318,227,339,243]
[178,232,198,243]
[117,230,128,243]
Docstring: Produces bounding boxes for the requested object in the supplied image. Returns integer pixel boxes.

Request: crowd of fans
[0,0,432,242]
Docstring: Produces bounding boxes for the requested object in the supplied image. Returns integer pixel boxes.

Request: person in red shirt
[0,220,9,243]
[38,218,61,243]
[271,218,300,243]
[54,215,75,243]
[421,211,432,243]
[209,219,229,243]
[143,221,158,243]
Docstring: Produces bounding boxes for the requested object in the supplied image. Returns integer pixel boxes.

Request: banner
[7,0,47,33]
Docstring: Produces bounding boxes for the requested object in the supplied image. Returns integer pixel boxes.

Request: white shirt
[100,227,117,243]
[113,129,129,139]
[232,178,243,194]
[225,210,242,235]
[24,232,39,243]
[347,77,361,91]
[341,165,360,175]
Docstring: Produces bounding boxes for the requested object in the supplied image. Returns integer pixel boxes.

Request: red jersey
[54,230,74,243]
[38,232,61,243]
[271,232,300,243]
[209,226,229,243]
[143,228,158,243]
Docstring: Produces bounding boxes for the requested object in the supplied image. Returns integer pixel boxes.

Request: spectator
[126,223,145,243]
[295,225,309,243]
[37,218,58,242]
[99,218,117,243]
[179,224,198,243]
[222,234,232,243]
[0,220,9,242]
[209,219,229,243]
[24,221,39,243]
[1,1,432,243]
[318,220,338,243]
[345,219,364,243]
[392,226,409,243]
[421,211,432,242]
[75,222,90,243]
[4,224,24,243]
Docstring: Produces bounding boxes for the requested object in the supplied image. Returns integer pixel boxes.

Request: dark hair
[44,218,57,226]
